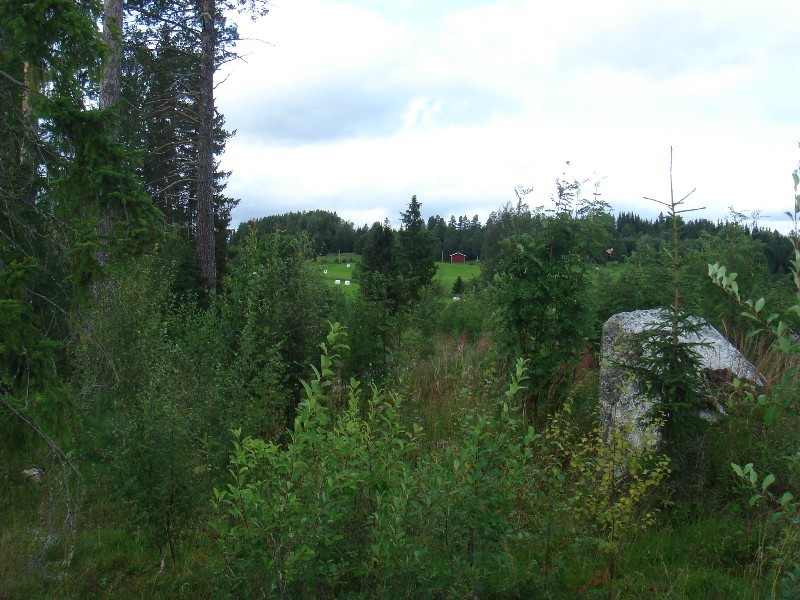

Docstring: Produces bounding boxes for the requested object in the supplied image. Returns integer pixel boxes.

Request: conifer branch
[0,68,26,88]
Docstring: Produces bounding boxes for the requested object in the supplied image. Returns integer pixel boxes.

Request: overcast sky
[216,0,800,231]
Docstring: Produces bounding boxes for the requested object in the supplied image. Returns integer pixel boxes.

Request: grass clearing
[315,256,482,298]
[435,261,481,295]
[318,255,358,294]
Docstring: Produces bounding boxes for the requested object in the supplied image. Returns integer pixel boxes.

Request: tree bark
[99,0,123,111]
[97,0,124,270]
[20,61,39,198]
[195,0,217,289]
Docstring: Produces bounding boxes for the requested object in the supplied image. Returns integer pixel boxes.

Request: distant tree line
[613,212,793,274]
[234,204,794,276]
[232,210,360,255]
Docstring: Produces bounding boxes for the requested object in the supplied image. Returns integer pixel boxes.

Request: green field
[434,261,481,294]
[318,257,359,294]
[316,255,481,298]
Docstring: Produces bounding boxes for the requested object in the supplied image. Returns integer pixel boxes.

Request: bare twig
[0,390,81,478]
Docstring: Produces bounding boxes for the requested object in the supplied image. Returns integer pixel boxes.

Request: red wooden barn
[450,252,466,264]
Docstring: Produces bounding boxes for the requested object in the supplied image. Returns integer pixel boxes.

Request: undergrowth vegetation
[212,331,670,598]
[3,186,800,598]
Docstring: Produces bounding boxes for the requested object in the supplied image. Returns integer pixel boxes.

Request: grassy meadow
[319,254,482,298]
[434,260,482,294]
[319,254,359,294]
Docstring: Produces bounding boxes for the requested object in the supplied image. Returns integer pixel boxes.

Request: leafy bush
[69,230,332,562]
[213,327,668,598]
[491,230,594,412]
[71,255,206,561]
[438,287,488,342]
[708,174,800,597]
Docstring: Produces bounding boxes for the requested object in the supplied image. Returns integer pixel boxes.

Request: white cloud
[218,0,800,232]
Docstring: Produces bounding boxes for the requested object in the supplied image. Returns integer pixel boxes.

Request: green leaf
[748,465,758,485]
[754,297,765,313]
[764,405,778,426]
[762,473,775,491]
[731,463,743,477]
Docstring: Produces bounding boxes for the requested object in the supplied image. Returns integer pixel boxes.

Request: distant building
[450,252,466,264]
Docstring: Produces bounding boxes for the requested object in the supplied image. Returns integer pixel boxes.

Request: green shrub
[213,328,668,598]
[708,173,800,596]
[68,230,332,563]
[438,288,488,342]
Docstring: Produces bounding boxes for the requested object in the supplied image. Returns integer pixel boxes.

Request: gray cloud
[226,71,521,145]
[232,77,406,144]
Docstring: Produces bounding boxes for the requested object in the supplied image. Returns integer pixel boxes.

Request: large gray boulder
[600,309,761,450]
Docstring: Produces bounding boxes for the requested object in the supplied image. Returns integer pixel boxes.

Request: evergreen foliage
[626,152,711,468]
[427,212,484,261]
[397,195,437,300]
[121,0,240,285]
[451,275,464,295]
[356,220,405,310]
[0,0,159,464]
[232,210,358,255]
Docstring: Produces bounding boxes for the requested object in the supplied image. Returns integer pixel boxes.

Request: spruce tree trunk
[99,0,122,111]
[97,0,123,269]
[20,61,37,205]
[195,0,217,289]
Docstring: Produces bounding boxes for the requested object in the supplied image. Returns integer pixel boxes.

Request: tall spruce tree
[398,195,436,300]
[123,0,268,288]
[0,0,158,473]
[358,220,404,308]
